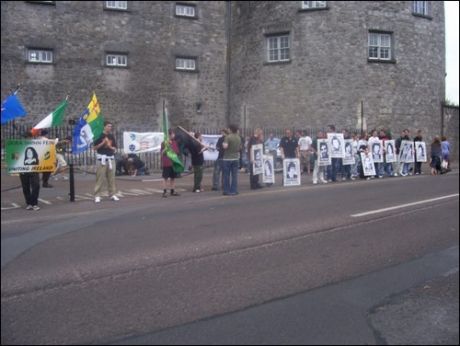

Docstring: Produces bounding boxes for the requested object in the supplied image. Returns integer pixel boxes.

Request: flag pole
[67,94,75,202]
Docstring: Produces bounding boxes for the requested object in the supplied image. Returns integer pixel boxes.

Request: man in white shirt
[298,130,312,174]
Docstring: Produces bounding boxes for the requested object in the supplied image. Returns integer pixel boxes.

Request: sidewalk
[2,163,457,211]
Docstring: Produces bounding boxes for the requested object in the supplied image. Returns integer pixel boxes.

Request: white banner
[123,132,164,153]
[202,134,221,161]
[415,141,427,162]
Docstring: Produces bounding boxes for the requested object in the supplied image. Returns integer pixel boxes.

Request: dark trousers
[20,173,40,206]
[42,172,51,186]
[249,165,261,189]
[414,162,422,174]
[193,165,203,191]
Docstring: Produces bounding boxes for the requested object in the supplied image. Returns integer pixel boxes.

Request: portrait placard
[384,140,397,163]
[262,155,275,184]
[251,144,264,175]
[327,133,345,158]
[6,139,56,174]
[400,140,415,163]
[369,139,384,163]
[360,152,376,176]
[415,141,427,162]
[317,139,331,166]
[342,139,355,165]
[283,158,300,186]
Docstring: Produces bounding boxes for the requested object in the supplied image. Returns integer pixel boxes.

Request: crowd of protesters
[15,124,453,209]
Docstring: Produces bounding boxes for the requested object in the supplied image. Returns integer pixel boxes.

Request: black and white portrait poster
[369,139,384,163]
[415,141,427,162]
[201,134,221,161]
[342,139,355,165]
[262,155,275,184]
[327,133,345,158]
[283,158,301,186]
[400,140,415,163]
[251,144,264,175]
[317,139,331,166]
[360,152,376,176]
[384,140,397,163]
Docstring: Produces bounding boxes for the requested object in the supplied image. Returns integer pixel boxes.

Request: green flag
[162,104,184,174]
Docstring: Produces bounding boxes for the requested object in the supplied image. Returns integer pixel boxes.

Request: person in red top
[161,129,180,198]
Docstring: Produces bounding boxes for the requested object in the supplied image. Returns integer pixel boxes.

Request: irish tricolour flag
[72,93,104,154]
[31,99,68,136]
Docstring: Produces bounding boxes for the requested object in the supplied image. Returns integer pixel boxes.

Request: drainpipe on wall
[225,1,232,126]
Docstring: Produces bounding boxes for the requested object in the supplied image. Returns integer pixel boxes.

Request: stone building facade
[1,1,446,139]
[1,1,228,130]
[228,1,445,136]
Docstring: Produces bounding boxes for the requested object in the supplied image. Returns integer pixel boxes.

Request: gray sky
[445,1,459,104]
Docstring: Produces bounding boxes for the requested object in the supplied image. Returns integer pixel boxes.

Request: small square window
[267,35,290,63]
[106,53,128,67]
[175,4,196,17]
[175,57,197,71]
[301,1,326,10]
[368,32,392,61]
[27,49,53,63]
[105,1,127,10]
[413,1,429,16]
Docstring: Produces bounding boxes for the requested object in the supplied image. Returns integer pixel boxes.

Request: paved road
[1,171,459,344]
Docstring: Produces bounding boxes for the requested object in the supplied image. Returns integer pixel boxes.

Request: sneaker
[378,176,384,179]
[26,205,33,210]
[313,181,318,185]
[393,172,398,177]
[111,195,119,201]
[170,191,180,196]
[194,189,201,193]
[95,196,101,203]
[32,205,40,211]
[321,179,328,184]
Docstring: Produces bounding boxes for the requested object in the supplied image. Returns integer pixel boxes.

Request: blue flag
[1,94,27,124]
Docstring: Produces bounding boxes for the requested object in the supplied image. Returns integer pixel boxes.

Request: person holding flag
[160,102,184,198]
[93,121,119,203]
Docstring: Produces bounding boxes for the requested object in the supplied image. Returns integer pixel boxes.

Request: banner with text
[6,139,56,174]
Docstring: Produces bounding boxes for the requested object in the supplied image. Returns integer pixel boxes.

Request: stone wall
[1,1,447,144]
[442,105,459,163]
[1,1,228,130]
[228,1,445,141]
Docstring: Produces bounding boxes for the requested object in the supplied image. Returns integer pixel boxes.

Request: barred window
[27,49,53,63]
[105,1,127,10]
[413,1,429,16]
[175,4,196,17]
[301,1,326,9]
[267,35,290,62]
[176,57,196,71]
[106,54,128,67]
[368,33,392,61]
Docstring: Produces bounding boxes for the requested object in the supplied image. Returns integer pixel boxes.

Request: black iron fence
[1,122,363,172]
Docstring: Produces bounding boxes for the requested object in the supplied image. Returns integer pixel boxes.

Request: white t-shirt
[298,136,312,151]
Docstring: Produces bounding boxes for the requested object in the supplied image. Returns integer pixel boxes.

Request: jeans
[384,162,394,176]
[223,160,239,194]
[212,159,223,190]
[327,158,341,181]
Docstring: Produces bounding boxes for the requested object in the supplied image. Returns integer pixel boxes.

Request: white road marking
[1,203,21,210]
[351,194,459,217]
[38,198,52,205]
